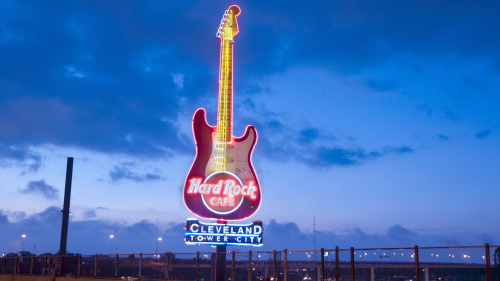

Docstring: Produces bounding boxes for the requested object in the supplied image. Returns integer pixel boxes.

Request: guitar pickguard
[205,130,256,185]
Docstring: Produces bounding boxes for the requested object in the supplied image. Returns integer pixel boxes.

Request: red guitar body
[183,109,261,220]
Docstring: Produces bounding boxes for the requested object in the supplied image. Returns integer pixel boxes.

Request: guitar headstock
[216,5,241,41]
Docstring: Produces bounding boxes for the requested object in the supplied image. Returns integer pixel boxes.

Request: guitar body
[183,108,262,220]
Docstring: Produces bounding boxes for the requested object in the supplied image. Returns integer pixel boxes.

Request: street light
[22,235,26,252]
[158,237,162,255]
[110,235,114,255]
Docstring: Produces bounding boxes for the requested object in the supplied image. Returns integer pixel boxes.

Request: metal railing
[1,244,498,281]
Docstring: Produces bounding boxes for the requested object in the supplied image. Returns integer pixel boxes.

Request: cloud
[364,78,399,92]
[237,101,414,168]
[19,180,59,200]
[387,224,417,242]
[0,144,42,172]
[475,129,492,139]
[437,134,449,141]
[477,233,494,244]
[0,210,9,224]
[64,65,87,78]
[0,207,498,255]
[172,73,184,90]
[109,165,164,182]
[297,128,320,144]
[0,0,497,163]
[83,210,96,219]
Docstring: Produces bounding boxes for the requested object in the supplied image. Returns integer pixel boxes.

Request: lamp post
[22,234,26,252]
[110,235,114,255]
[158,237,162,256]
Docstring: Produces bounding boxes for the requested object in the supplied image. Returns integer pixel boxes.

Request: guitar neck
[217,39,233,143]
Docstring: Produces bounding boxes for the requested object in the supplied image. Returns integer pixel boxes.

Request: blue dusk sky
[0,0,499,255]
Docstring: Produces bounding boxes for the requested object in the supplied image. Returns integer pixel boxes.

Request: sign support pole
[215,220,227,281]
[215,245,227,281]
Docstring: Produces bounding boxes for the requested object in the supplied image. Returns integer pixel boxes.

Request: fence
[1,244,499,281]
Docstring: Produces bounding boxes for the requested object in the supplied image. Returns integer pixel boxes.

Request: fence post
[139,253,142,280]
[30,256,33,275]
[248,250,252,281]
[486,243,492,281]
[321,248,325,281]
[2,256,5,274]
[196,251,200,281]
[14,257,17,275]
[273,250,277,280]
[232,251,235,281]
[43,256,47,276]
[48,256,52,277]
[59,255,63,277]
[335,247,339,281]
[94,254,98,278]
[415,245,420,281]
[284,249,288,281]
[165,253,169,281]
[350,247,355,281]
[77,255,81,277]
[115,253,118,279]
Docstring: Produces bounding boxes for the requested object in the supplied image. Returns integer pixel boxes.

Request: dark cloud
[297,128,320,144]
[435,236,460,246]
[312,147,376,166]
[416,104,434,117]
[236,100,413,168]
[19,180,59,200]
[1,0,498,160]
[0,144,41,172]
[83,209,96,219]
[387,224,417,242]
[0,207,497,254]
[266,219,307,241]
[444,110,463,122]
[364,78,399,92]
[32,206,62,224]
[437,134,449,141]
[302,145,413,168]
[384,146,414,154]
[478,233,494,244]
[475,129,492,139]
[125,220,156,235]
[0,210,9,224]
[109,165,164,182]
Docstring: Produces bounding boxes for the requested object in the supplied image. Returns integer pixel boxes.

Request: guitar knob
[235,168,241,174]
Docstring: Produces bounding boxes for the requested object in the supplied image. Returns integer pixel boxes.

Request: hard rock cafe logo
[187,172,259,215]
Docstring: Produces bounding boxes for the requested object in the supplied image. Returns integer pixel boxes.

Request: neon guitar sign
[183,6,262,221]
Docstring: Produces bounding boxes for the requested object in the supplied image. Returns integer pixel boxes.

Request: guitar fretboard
[217,39,233,143]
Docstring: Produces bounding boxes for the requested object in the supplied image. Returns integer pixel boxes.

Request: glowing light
[183,6,262,222]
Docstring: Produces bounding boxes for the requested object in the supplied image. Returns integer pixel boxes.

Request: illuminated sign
[184,219,263,247]
[182,5,262,221]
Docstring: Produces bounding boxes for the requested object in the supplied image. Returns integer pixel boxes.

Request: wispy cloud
[109,165,164,183]
[475,129,492,139]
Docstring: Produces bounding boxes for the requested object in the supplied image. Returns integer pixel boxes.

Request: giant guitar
[183,6,261,221]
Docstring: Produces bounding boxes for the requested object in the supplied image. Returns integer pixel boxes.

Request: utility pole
[313,217,317,261]
[59,157,74,255]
